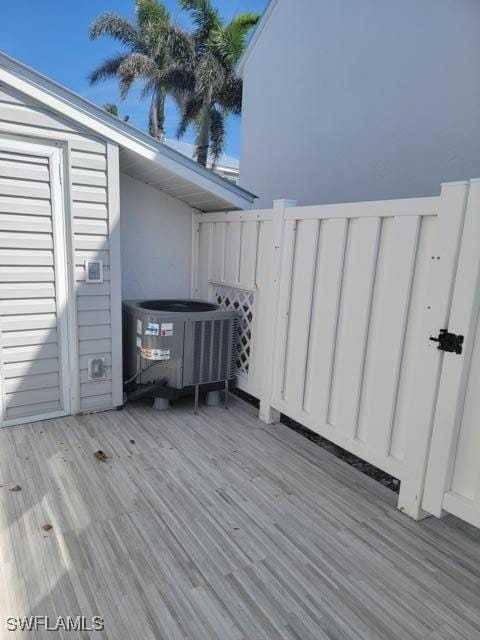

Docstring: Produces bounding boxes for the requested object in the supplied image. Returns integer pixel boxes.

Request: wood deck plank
[0,396,478,639]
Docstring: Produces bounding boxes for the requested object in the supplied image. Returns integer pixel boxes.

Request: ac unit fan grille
[191,318,238,384]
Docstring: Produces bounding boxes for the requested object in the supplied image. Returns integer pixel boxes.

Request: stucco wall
[240,0,480,207]
[120,173,192,300]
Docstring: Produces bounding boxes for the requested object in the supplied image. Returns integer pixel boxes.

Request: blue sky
[0,0,267,158]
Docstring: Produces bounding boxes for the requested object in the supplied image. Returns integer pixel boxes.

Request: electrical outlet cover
[88,357,106,380]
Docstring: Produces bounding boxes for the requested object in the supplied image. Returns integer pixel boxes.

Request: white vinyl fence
[192,179,480,526]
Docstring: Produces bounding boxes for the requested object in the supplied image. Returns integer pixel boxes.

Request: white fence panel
[269,198,444,493]
[193,209,274,397]
[193,182,476,521]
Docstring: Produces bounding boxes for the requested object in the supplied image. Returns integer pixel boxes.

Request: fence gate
[193,180,480,524]
[422,180,480,528]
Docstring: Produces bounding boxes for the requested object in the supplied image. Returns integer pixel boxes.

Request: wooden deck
[0,396,479,640]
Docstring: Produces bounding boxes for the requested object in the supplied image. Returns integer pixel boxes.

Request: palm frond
[217,74,243,114]
[136,0,170,33]
[209,107,225,163]
[160,64,195,98]
[177,95,203,138]
[119,74,137,100]
[162,25,195,66]
[89,13,139,49]
[118,53,159,80]
[139,77,157,100]
[89,54,129,85]
[212,13,260,68]
[194,51,224,101]
[178,0,221,46]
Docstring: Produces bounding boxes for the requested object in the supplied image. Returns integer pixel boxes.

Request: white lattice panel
[214,285,254,382]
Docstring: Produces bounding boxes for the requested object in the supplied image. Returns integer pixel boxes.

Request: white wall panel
[120,173,192,300]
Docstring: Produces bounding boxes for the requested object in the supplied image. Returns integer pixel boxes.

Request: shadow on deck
[0,396,478,639]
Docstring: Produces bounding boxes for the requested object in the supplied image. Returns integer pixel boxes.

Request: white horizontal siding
[71,184,107,204]
[0,282,55,298]
[0,249,54,266]
[78,324,110,340]
[71,167,107,187]
[0,158,49,181]
[77,296,111,311]
[0,195,52,215]
[0,213,52,233]
[0,148,63,421]
[0,298,56,315]
[5,372,60,394]
[79,339,111,356]
[73,219,108,236]
[74,235,109,252]
[6,399,63,420]
[0,175,50,199]
[5,359,59,378]
[2,328,58,348]
[77,310,111,326]
[0,81,114,416]
[2,343,58,363]
[71,151,106,171]
[77,283,110,297]
[0,232,53,250]
[72,203,108,220]
[1,313,57,331]
[0,266,55,282]
[80,394,113,411]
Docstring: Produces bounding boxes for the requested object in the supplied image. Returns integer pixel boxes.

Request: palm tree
[103,103,130,121]
[175,1,259,166]
[89,0,192,141]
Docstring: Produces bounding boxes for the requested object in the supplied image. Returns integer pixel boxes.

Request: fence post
[259,199,297,424]
[398,180,469,520]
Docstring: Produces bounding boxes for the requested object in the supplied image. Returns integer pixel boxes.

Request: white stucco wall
[240,0,480,207]
[120,173,192,300]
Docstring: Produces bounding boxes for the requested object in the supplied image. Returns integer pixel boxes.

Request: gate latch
[429,329,464,354]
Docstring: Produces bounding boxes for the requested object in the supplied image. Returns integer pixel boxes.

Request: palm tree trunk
[149,89,165,141]
[196,106,210,166]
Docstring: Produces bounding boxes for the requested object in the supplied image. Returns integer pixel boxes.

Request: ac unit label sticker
[145,322,159,336]
[161,323,173,336]
[136,319,142,335]
[141,347,170,361]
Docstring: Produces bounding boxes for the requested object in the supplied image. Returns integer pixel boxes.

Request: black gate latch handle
[429,329,464,354]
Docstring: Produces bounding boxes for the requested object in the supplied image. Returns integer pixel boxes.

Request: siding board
[71,151,107,171]
[0,213,52,233]
[0,249,54,266]
[71,167,107,187]
[0,266,55,282]
[5,372,60,394]
[6,400,62,420]
[4,358,59,378]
